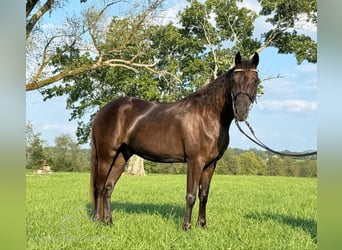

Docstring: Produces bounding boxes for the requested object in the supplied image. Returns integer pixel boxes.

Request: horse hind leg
[92,154,114,223]
[102,152,129,225]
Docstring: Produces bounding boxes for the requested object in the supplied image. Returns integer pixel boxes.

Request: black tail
[90,136,97,214]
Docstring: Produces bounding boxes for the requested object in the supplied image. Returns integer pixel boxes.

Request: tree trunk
[126,155,146,176]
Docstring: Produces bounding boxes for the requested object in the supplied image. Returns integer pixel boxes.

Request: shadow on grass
[85,202,184,224]
[245,212,317,243]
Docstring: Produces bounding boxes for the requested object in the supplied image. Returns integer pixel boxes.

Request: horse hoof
[92,214,100,222]
[197,219,207,228]
[104,219,113,226]
[182,223,191,231]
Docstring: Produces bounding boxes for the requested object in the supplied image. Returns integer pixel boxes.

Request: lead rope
[235,120,317,157]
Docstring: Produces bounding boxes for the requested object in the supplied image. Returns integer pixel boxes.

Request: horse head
[230,52,260,121]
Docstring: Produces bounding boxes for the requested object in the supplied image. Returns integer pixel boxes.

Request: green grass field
[26,173,316,249]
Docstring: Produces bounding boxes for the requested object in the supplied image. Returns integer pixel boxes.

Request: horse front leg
[197,161,216,228]
[182,158,204,231]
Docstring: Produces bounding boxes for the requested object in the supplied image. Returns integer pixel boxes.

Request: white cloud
[154,2,189,26]
[258,100,317,112]
[237,0,261,13]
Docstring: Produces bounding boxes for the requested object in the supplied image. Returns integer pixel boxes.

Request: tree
[258,0,317,63]
[53,133,84,171]
[216,149,240,175]
[283,158,299,177]
[178,0,260,81]
[266,156,285,176]
[26,121,46,169]
[179,0,316,78]
[26,121,35,162]
[238,152,266,175]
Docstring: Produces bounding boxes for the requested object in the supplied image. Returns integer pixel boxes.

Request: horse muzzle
[234,107,249,121]
[233,96,252,121]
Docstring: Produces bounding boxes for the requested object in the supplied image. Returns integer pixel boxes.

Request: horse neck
[204,73,235,126]
[182,73,234,124]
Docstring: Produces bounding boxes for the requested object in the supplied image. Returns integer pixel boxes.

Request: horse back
[92,96,152,140]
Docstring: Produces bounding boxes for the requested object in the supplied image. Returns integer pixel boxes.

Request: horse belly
[128,122,185,163]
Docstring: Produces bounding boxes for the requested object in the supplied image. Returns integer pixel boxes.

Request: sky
[26,0,317,152]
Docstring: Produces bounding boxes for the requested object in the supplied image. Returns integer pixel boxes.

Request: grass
[26,173,317,249]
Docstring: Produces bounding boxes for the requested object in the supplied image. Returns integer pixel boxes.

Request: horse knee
[199,191,208,204]
[103,183,114,198]
[186,193,196,207]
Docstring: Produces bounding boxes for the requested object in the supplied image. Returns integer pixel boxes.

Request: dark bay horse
[90,52,260,230]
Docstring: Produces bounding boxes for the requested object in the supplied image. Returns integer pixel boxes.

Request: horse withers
[90,52,260,230]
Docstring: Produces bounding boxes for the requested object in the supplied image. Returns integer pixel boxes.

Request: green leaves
[266,30,317,64]
[260,0,317,26]
[259,0,317,63]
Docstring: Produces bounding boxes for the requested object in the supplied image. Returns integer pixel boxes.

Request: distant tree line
[26,122,316,177]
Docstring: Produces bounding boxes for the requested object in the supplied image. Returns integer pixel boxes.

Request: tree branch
[26,0,55,40]
[26,58,179,91]
[198,15,218,79]
[29,34,61,87]
[226,16,239,44]
[26,0,40,17]
[256,16,292,54]
[26,62,101,91]
[260,74,283,83]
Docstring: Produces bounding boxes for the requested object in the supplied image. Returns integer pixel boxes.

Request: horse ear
[235,52,242,66]
[252,52,259,67]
